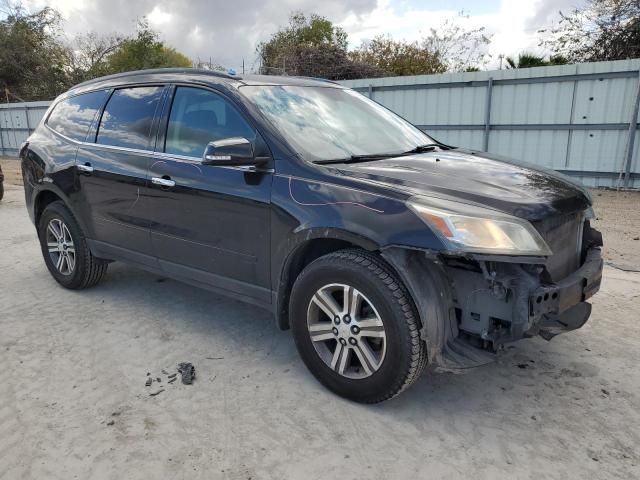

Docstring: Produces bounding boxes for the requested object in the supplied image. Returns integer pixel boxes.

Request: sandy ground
[1,175,640,479]
[591,189,640,272]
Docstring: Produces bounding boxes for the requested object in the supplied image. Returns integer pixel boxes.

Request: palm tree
[504,52,569,69]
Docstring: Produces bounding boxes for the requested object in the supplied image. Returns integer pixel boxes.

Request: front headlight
[407,196,552,256]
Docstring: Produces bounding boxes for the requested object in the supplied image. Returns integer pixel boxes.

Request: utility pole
[242,58,245,75]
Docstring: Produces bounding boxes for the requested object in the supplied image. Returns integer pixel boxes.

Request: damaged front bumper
[442,244,603,349]
[529,247,602,340]
[382,225,604,371]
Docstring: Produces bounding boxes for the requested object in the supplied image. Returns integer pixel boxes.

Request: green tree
[106,19,191,73]
[258,11,348,73]
[504,52,569,69]
[0,3,193,100]
[349,11,492,76]
[0,1,71,100]
[349,35,447,76]
[540,0,640,62]
[67,32,124,84]
[256,11,380,79]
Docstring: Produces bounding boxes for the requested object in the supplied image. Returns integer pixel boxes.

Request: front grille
[533,212,584,282]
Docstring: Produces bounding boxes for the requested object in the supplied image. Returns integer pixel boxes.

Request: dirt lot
[1,164,640,479]
[591,189,640,272]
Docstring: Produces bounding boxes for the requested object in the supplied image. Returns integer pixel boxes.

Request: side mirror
[202,137,259,166]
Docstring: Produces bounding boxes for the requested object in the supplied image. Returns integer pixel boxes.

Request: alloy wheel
[46,218,76,276]
[307,283,387,379]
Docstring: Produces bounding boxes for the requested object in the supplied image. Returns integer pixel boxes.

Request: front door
[148,86,272,303]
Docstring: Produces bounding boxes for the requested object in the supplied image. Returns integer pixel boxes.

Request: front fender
[271,174,446,254]
[270,172,448,330]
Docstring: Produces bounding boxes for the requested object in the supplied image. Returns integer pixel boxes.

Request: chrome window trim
[83,141,156,157]
[47,124,274,172]
[46,124,157,156]
[154,151,202,163]
[46,124,96,147]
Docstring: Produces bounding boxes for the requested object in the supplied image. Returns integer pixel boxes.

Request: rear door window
[165,87,255,158]
[47,90,108,141]
[97,86,164,150]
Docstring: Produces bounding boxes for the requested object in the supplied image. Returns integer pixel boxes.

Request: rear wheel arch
[33,188,89,237]
[34,189,64,229]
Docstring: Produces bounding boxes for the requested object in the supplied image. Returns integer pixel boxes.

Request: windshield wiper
[402,143,450,154]
[314,143,452,165]
[314,153,399,165]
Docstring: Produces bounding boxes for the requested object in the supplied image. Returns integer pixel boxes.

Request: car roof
[69,68,344,95]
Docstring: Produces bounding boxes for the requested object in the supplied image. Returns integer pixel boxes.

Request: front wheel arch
[381,247,456,366]
[275,230,380,331]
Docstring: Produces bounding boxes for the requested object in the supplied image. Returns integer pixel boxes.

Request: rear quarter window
[96,86,164,150]
[47,90,108,141]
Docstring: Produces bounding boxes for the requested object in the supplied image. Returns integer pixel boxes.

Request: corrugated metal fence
[0,101,50,157]
[1,59,639,187]
[341,59,640,188]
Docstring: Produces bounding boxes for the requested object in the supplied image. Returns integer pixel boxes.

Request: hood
[332,149,591,221]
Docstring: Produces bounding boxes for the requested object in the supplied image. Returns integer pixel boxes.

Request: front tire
[38,201,108,289]
[290,249,427,403]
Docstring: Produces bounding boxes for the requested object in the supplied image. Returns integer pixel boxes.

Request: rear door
[75,85,167,265]
[147,86,273,303]
[41,90,109,210]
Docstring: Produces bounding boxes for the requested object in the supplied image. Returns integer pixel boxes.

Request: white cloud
[341,0,584,68]
[147,6,172,26]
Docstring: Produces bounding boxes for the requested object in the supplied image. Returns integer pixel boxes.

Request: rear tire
[38,201,108,289]
[290,249,427,403]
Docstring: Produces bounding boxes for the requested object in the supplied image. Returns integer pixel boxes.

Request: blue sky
[23,0,583,71]
[392,0,502,15]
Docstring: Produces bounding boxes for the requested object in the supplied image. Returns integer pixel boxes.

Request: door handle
[151,177,176,188]
[77,163,93,173]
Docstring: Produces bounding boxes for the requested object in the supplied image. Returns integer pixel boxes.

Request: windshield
[239,85,435,162]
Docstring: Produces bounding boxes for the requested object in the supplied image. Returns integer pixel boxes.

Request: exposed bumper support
[382,241,603,372]
[529,247,603,339]
[530,248,603,317]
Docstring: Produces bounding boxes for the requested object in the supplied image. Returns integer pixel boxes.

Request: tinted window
[97,86,164,150]
[47,90,108,141]
[165,87,255,157]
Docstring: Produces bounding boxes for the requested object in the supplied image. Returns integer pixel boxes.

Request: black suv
[21,69,603,403]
